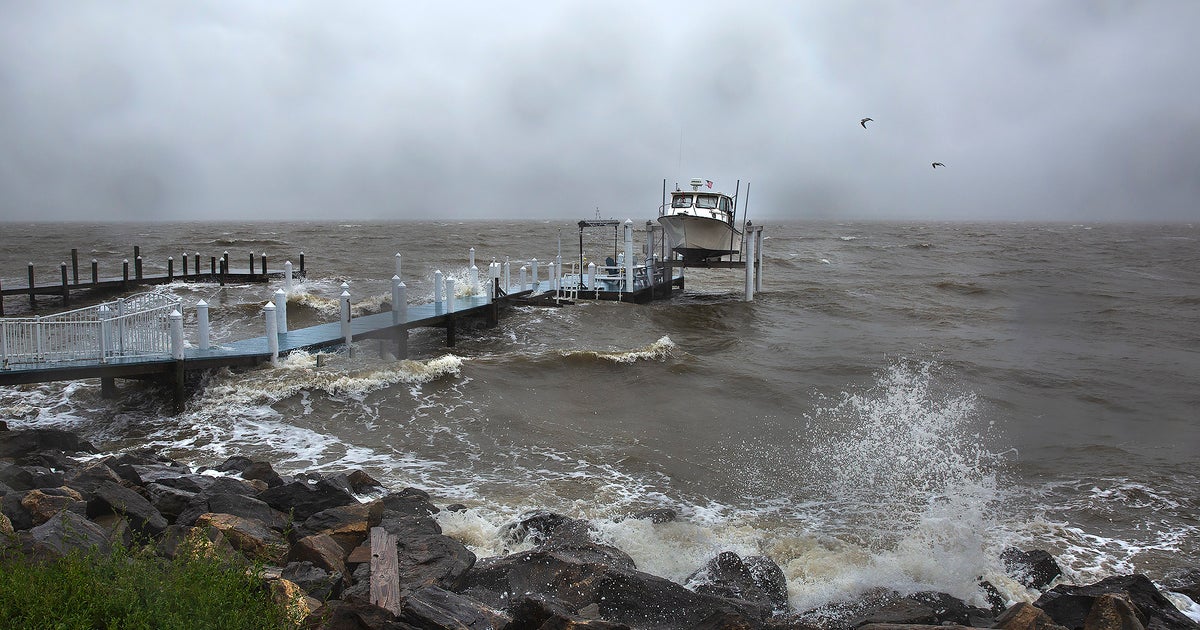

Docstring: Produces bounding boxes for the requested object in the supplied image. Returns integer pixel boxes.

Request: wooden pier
[0,247,306,316]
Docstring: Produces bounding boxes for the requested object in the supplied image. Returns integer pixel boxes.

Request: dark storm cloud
[0,1,1197,222]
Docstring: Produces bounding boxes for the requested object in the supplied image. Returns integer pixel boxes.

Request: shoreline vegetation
[1,424,1197,630]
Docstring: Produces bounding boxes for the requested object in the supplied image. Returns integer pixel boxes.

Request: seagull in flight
[931,162,945,168]
[860,117,873,128]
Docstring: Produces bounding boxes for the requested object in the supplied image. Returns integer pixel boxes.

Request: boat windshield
[671,195,694,208]
[696,195,719,209]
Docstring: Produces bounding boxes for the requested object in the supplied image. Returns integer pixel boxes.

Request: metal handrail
[1,292,181,368]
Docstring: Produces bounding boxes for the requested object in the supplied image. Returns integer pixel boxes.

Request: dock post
[504,258,511,293]
[195,253,200,278]
[210,256,216,277]
[445,278,456,313]
[122,260,129,290]
[264,302,279,366]
[168,257,174,282]
[261,253,267,277]
[284,261,293,293]
[394,278,409,360]
[394,253,402,279]
[274,288,288,334]
[197,300,210,350]
[133,246,140,265]
[91,259,98,285]
[744,221,756,302]
[489,278,499,326]
[531,259,539,292]
[218,259,225,286]
[71,249,79,284]
[170,310,184,360]
[339,290,352,356]
[299,252,305,276]
[470,265,479,296]
[249,253,255,276]
[136,255,143,280]
[60,263,69,306]
[182,253,188,277]
[519,266,527,291]
[27,263,35,309]
[391,277,406,325]
[0,276,4,316]
[223,251,229,273]
[547,262,555,292]
[1,320,7,364]
[587,263,595,289]
[434,270,444,309]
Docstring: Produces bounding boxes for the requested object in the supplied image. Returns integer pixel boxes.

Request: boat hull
[658,214,740,263]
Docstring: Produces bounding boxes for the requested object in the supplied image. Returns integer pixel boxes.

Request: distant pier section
[0,246,307,316]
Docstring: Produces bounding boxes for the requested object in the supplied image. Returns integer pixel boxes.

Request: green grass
[0,537,298,630]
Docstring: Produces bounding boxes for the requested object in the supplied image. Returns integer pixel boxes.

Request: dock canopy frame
[577,219,622,278]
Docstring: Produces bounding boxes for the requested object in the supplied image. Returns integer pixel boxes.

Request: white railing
[1,292,181,369]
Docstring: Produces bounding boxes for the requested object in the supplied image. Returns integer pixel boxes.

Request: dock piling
[264,302,279,366]
[122,260,129,290]
[284,261,293,294]
[299,252,305,276]
[27,263,35,309]
[274,289,288,334]
[446,278,456,313]
[182,253,188,277]
[71,249,79,285]
[339,290,352,356]
[394,253,401,279]
[197,300,210,350]
[434,271,444,308]
[744,221,756,301]
[531,259,539,292]
[167,257,174,282]
[391,276,405,325]
[60,263,69,306]
[91,259,98,285]
[520,266,527,291]
[135,256,143,280]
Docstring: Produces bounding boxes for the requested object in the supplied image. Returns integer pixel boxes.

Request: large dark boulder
[283,561,345,602]
[0,429,96,459]
[687,552,789,611]
[297,502,379,555]
[1003,548,1063,591]
[396,585,504,630]
[1,491,35,530]
[393,532,476,593]
[64,461,125,497]
[87,480,168,536]
[259,478,357,521]
[144,482,197,522]
[300,595,420,630]
[462,548,767,628]
[1034,574,1198,630]
[22,509,111,561]
[0,461,36,491]
[18,487,86,526]
[501,510,636,570]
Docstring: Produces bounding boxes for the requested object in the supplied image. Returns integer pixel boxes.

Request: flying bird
[860,118,873,128]
[932,162,945,168]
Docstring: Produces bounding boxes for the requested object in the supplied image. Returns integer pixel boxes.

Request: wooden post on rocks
[71,249,79,284]
[369,527,401,615]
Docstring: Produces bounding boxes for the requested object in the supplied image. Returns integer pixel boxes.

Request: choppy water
[2,220,1198,616]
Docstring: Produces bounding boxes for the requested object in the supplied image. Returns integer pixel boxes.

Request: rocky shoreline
[2,424,1197,630]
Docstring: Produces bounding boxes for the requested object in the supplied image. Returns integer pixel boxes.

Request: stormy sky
[1,1,1197,223]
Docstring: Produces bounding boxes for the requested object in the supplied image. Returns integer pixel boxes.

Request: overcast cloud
[1,1,1197,222]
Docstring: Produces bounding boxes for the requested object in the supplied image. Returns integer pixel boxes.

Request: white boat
[657,178,742,264]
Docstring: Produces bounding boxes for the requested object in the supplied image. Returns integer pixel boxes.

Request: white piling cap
[169,310,182,319]
[340,291,351,298]
[197,299,207,306]
[274,288,285,295]
[264,302,276,311]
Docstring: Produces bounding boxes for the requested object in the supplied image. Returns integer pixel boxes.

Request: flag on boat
[705,180,713,188]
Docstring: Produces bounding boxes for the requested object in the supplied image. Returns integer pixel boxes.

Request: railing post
[445,277,456,312]
[264,302,279,366]
[0,321,8,368]
[197,300,210,350]
[35,315,43,362]
[116,298,126,355]
[169,310,184,360]
[98,305,110,363]
[284,261,293,294]
[394,253,402,279]
[340,290,352,356]
[274,288,288,334]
